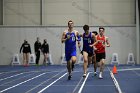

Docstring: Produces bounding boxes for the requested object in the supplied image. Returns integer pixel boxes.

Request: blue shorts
[65,50,76,61]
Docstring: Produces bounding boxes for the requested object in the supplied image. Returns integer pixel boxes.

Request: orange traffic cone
[112,65,117,74]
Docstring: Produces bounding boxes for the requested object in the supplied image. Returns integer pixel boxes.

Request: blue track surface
[0,65,140,93]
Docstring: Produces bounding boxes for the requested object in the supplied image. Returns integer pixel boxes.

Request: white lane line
[0,71,46,82]
[118,68,140,71]
[0,73,24,81]
[0,72,35,86]
[72,76,83,93]
[0,71,60,86]
[25,70,66,93]
[0,70,61,82]
[0,72,46,93]
[107,67,122,93]
[51,85,114,87]
[78,73,90,93]
[125,67,140,77]
[110,72,122,93]
[0,69,61,75]
[37,73,67,93]
[131,70,140,76]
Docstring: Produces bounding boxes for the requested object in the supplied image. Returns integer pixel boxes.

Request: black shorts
[96,52,106,62]
[83,50,93,57]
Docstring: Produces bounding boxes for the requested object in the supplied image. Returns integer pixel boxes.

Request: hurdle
[11,54,21,65]
[111,53,119,65]
[127,53,135,65]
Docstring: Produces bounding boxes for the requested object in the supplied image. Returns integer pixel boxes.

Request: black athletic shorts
[96,52,106,62]
[83,50,93,57]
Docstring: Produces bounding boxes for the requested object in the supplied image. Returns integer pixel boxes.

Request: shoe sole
[99,77,103,79]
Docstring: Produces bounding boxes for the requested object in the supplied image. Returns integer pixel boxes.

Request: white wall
[4,0,40,25]
[90,0,135,25]
[3,0,135,26]
[0,26,136,65]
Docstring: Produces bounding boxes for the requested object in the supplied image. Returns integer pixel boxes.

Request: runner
[95,27,110,79]
[61,20,81,80]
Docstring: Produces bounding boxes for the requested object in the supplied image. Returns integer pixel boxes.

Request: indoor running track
[0,65,140,93]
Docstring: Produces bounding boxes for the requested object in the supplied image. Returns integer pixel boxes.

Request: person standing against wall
[34,37,41,65]
[20,40,31,67]
[95,27,110,79]
[41,39,49,65]
[61,20,81,80]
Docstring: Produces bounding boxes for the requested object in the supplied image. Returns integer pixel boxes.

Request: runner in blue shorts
[61,20,81,80]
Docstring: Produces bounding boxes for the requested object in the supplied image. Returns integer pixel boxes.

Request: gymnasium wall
[3,0,135,26]
[0,0,3,25]
[0,0,138,65]
[0,26,136,65]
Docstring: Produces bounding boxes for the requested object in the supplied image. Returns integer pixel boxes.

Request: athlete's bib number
[72,36,75,41]
[88,38,91,43]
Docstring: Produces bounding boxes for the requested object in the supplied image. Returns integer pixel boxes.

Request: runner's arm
[105,37,110,47]
[61,31,67,43]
